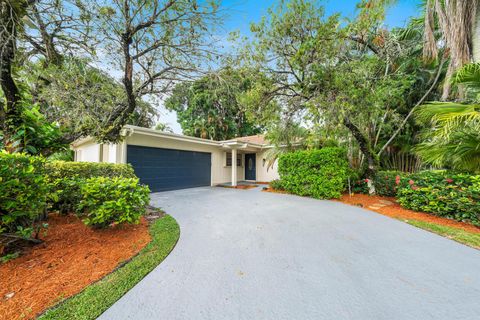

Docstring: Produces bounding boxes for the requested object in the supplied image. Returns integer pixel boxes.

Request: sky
[160,0,423,133]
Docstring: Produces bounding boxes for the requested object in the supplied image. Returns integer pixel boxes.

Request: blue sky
[218,0,423,37]
[162,0,423,133]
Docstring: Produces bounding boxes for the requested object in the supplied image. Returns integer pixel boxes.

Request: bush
[78,177,150,228]
[278,148,348,199]
[0,152,48,239]
[397,171,480,226]
[374,170,404,196]
[269,179,284,190]
[46,161,136,214]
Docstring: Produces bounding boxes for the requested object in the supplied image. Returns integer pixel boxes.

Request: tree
[0,0,31,143]
[242,0,416,186]
[423,0,480,100]
[165,68,264,140]
[23,58,157,143]
[85,0,222,141]
[415,63,480,172]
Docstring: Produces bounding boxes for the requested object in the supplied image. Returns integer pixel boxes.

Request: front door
[245,153,256,181]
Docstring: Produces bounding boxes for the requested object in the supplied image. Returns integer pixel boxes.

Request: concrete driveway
[99,187,480,320]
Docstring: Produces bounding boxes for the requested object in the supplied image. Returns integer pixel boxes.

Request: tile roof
[226,134,267,145]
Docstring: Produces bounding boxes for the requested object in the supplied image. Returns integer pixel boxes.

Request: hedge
[397,171,480,226]
[78,177,150,228]
[46,161,136,214]
[0,152,48,240]
[278,148,348,199]
[373,170,404,197]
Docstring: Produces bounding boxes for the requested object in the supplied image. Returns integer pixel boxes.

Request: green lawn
[39,215,180,320]
[406,220,480,249]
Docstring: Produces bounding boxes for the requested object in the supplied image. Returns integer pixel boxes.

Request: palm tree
[415,63,480,172]
[423,0,480,100]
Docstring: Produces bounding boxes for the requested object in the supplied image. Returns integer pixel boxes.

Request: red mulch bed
[0,214,150,320]
[262,187,290,194]
[218,185,258,190]
[337,194,480,234]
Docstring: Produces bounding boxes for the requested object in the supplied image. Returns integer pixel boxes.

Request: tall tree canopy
[166,68,264,140]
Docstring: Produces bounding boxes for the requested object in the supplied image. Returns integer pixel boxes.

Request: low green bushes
[373,170,404,197]
[0,152,48,239]
[397,171,480,226]
[46,161,136,214]
[78,177,150,228]
[278,147,348,199]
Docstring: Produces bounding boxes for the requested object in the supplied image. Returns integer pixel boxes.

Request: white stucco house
[72,125,279,192]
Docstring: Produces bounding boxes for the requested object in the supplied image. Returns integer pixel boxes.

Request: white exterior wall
[126,134,244,185]
[256,150,280,182]
[76,141,100,162]
[72,132,278,184]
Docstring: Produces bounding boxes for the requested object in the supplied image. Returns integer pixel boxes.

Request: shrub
[0,152,48,240]
[269,179,284,190]
[278,147,348,199]
[45,161,136,214]
[374,170,404,196]
[78,177,150,228]
[397,171,480,226]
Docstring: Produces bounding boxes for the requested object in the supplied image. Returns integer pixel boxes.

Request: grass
[39,214,180,320]
[406,219,480,249]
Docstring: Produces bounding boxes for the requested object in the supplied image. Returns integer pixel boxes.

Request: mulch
[218,185,258,190]
[0,214,151,320]
[337,194,480,234]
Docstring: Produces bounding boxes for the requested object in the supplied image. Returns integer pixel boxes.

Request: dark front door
[127,145,211,192]
[245,153,256,181]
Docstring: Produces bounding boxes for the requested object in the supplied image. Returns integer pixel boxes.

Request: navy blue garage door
[127,145,211,192]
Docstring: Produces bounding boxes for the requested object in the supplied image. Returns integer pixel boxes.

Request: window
[226,152,242,167]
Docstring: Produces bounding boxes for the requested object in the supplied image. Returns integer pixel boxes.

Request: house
[71,125,279,192]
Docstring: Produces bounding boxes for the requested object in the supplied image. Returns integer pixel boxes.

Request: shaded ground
[0,214,150,320]
[100,186,480,320]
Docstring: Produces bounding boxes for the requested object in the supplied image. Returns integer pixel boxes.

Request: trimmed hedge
[46,161,136,214]
[78,177,150,228]
[397,171,480,226]
[0,152,48,238]
[278,148,348,199]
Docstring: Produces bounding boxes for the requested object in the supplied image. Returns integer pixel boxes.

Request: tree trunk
[473,6,480,63]
[343,116,378,194]
[0,1,23,146]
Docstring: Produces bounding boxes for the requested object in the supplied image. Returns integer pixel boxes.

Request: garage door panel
[127,145,212,192]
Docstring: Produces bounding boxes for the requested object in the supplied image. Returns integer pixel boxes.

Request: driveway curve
[99,187,480,320]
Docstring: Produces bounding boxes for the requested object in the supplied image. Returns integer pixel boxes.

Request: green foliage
[46,161,136,214]
[415,63,480,173]
[0,103,67,156]
[78,177,150,228]
[397,171,480,226]
[166,67,264,140]
[0,152,47,238]
[374,170,404,196]
[278,147,348,199]
[269,179,284,190]
[39,215,180,320]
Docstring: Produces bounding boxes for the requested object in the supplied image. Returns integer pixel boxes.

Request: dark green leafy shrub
[78,177,150,228]
[397,171,480,226]
[0,152,48,239]
[374,170,404,196]
[269,179,284,190]
[278,148,348,199]
[46,161,136,214]
[351,179,370,194]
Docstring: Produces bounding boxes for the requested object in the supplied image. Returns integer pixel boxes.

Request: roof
[224,134,268,146]
[72,126,272,149]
